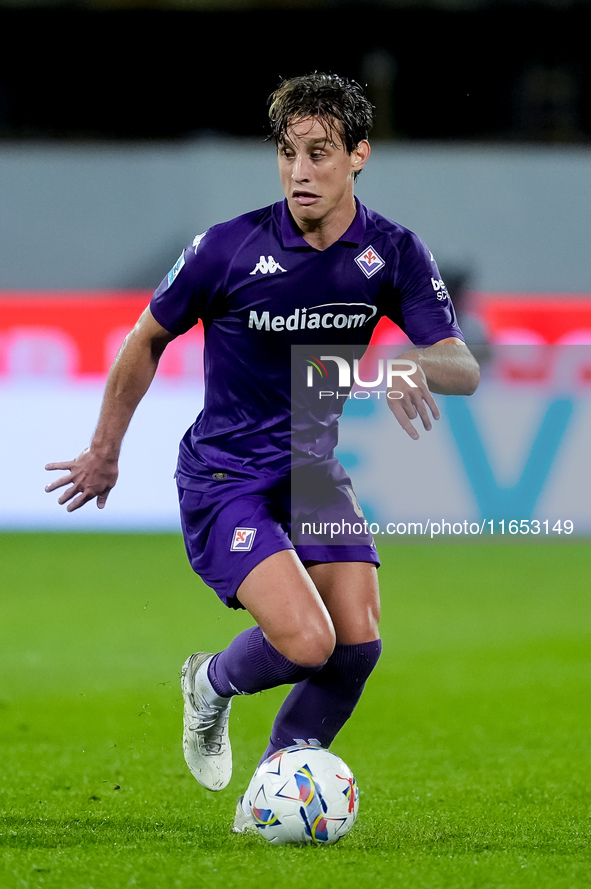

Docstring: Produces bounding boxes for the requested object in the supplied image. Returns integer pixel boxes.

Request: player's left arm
[387,337,479,440]
[406,336,480,395]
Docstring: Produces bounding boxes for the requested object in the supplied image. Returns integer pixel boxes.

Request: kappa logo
[249,255,287,276]
[355,245,385,279]
[192,231,207,253]
[230,527,257,552]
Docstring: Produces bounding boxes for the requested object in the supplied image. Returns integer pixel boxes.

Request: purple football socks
[205,628,382,762]
[260,639,382,761]
[207,625,325,697]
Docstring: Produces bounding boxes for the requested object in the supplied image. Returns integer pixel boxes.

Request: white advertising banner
[1,295,590,538]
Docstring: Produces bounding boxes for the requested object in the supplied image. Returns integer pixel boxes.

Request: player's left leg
[309,560,380,644]
[258,560,382,760]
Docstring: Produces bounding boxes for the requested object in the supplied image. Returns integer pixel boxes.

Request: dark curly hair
[268,72,374,155]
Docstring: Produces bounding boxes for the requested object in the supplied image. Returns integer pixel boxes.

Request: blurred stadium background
[1,0,590,532]
[2,11,590,885]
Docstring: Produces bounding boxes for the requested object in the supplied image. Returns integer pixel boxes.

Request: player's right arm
[45,306,176,512]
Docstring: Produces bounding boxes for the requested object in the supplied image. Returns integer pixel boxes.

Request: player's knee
[300,628,336,668]
[277,621,336,669]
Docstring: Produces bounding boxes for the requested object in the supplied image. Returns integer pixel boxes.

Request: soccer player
[45,73,479,831]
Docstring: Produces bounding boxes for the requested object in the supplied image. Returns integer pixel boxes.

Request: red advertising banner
[2,291,591,380]
[372,294,591,346]
[477,295,591,345]
[0,292,204,379]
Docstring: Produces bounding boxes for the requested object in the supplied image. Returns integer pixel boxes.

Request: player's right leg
[234,547,336,666]
[181,550,336,791]
[178,484,337,792]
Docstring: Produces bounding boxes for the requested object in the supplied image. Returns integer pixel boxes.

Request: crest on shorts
[231,527,257,552]
[354,245,385,279]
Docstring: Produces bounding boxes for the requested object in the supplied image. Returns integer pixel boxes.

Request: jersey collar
[278,197,367,249]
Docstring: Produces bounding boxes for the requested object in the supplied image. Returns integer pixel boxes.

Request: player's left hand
[386,359,440,440]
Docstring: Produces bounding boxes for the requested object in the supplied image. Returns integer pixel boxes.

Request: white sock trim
[195,657,231,708]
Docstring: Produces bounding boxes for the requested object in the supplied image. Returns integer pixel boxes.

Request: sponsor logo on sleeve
[167,253,185,287]
[431,277,449,300]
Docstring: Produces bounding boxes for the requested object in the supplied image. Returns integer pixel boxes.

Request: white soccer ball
[245,744,359,845]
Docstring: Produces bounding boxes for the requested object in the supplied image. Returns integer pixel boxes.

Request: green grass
[1,534,590,889]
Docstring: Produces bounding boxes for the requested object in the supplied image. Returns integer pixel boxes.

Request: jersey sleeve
[149,230,223,335]
[386,231,465,346]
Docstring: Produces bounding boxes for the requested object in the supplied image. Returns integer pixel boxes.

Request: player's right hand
[44,447,119,512]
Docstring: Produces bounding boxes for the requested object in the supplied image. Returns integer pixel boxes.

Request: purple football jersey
[150,199,464,487]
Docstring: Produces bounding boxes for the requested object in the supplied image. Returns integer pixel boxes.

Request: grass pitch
[1,533,590,889]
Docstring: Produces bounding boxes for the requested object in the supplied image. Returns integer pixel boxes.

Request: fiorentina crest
[231,527,257,552]
[355,245,385,279]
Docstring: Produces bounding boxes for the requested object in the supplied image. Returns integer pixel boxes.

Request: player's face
[277,117,370,238]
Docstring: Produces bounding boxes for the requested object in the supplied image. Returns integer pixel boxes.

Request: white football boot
[231,795,257,834]
[180,652,233,791]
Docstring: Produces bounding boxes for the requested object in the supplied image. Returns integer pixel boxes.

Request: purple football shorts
[177,460,379,609]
